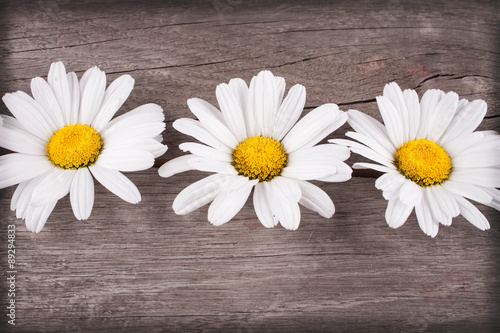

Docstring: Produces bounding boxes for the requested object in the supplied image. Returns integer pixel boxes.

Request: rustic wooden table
[1,0,499,332]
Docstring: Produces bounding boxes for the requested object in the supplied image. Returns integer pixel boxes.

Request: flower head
[333,82,500,237]
[159,70,351,230]
[0,62,167,232]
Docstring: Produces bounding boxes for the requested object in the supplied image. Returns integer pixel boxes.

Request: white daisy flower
[332,82,500,237]
[159,70,351,230]
[0,62,167,232]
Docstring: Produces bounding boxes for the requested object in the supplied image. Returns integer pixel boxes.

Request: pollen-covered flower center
[394,139,452,187]
[232,136,288,182]
[47,124,103,169]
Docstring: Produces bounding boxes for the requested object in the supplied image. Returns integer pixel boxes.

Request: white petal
[415,199,439,237]
[79,66,106,125]
[454,195,490,231]
[282,104,347,153]
[96,148,154,172]
[375,172,405,201]
[2,92,56,140]
[179,142,232,162]
[450,168,500,187]
[208,176,257,226]
[30,168,74,206]
[398,180,422,207]
[187,157,237,175]
[352,162,394,173]
[417,89,444,139]
[25,201,57,233]
[91,74,135,131]
[11,176,40,218]
[187,98,239,148]
[439,99,487,146]
[0,116,46,154]
[172,174,227,215]
[383,82,411,143]
[385,197,413,229]
[173,118,232,153]
[424,187,447,225]
[30,77,65,129]
[317,161,353,182]
[67,72,80,125]
[247,70,280,137]
[70,168,95,220]
[441,180,493,205]
[0,153,54,189]
[267,177,302,230]
[89,164,141,203]
[283,144,347,180]
[376,95,405,148]
[272,84,306,141]
[330,139,394,168]
[430,185,460,223]
[101,103,165,142]
[158,155,196,178]
[216,83,247,142]
[296,180,335,218]
[346,109,396,152]
[345,131,394,161]
[426,91,459,142]
[253,182,276,228]
[47,62,73,125]
[402,88,420,141]
[228,78,249,114]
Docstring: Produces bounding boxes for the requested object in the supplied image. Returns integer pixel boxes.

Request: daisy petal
[2,91,55,140]
[296,180,335,218]
[187,98,239,148]
[0,116,46,154]
[179,142,232,162]
[402,88,420,141]
[158,155,197,178]
[417,89,444,139]
[89,165,141,204]
[216,83,247,142]
[439,99,487,146]
[450,168,500,188]
[92,74,135,131]
[253,182,276,228]
[248,70,280,137]
[272,84,306,141]
[282,104,347,153]
[79,66,106,125]
[346,109,395,153]
[172,174,227,215]
[208,176,257,226]
[25,201,57,233]
[30,168,74,206]
[173,118,232,153]
[385,197,413,229]
[376,95,405,148]
[398,180,422,207]
[0,154,54,189]
[415,199,439,237]
[96,148,154,172]
[31,77,65,129]
[441,180,493,205]
[455,195,490,231]
[47,62,73,125]
[426,91,458,142]
[267,177,301,230]
[70,168,95,220]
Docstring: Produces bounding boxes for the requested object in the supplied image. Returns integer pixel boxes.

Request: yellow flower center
[232,136,288,182]
[47,124,103,169]
[394,139,452,187]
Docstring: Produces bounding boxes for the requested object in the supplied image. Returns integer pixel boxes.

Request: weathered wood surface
[0,0,499,331]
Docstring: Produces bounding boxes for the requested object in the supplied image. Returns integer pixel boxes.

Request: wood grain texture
[0,0,499,332]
